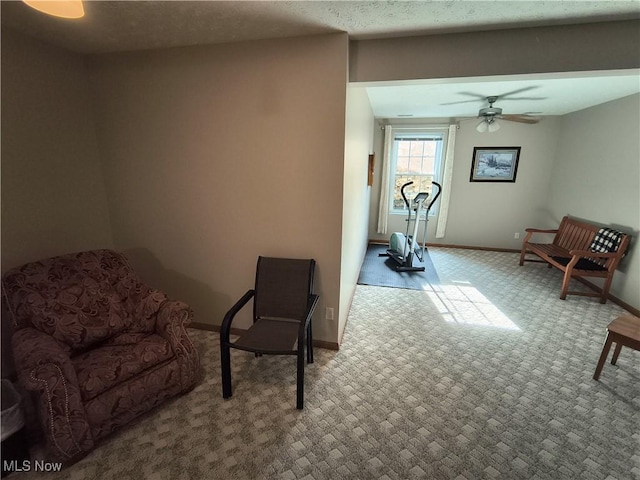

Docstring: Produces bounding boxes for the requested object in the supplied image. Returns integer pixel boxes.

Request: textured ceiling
[1,1,639,54]
[2,1,639,119]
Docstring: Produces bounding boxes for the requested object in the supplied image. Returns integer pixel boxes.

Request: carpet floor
[15,248,639,480]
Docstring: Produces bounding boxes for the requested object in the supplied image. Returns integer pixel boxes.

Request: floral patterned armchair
[1,249,200,462]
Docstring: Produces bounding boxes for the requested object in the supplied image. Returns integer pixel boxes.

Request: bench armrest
[522,228,558,244]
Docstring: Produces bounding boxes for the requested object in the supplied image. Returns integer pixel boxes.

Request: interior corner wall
[546,94,640,309]
[340,85,374,344]
[0,27,114,272]
[87,33,349,344]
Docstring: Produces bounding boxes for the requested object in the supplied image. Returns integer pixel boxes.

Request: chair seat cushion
[233,318,300,353]
[73,333,174,401]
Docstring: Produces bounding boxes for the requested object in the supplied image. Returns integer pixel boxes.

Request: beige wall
[1,27,114,271]
[435,117,562,249]
[87,34,349,343]
[547,94,640,307]
[340,85,374,343]
[350,20,640,83]
[368,117,562,249]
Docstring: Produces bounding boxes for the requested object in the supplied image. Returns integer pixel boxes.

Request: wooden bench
[519,216,631,303]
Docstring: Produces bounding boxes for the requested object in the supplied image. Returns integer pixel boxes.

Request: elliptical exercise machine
[380,181,442,272]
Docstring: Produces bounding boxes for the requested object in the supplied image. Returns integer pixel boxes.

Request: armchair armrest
[11,328,93,461]
[298,294,320,350]
[302,294,320,329]
[220,290,255,345]
[156,300,200,390]
[131,286,169,331]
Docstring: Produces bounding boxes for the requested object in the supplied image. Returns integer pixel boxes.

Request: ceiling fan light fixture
[488,119,501,132]
[23,0,85,19]
[476,120,488,133]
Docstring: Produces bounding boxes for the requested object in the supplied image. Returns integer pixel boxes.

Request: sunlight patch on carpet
[425,281,521,331]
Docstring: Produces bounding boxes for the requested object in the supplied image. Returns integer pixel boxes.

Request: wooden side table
[593,314,640,380]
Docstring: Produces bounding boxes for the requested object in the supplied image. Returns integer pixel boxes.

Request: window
[390,130,447,215]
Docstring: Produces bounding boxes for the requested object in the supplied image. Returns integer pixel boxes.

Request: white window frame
[388,127,449,217]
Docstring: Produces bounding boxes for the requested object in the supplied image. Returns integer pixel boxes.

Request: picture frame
[470,147,521,182]
[367,153,375,186]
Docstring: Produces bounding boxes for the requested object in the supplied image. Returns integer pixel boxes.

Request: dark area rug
[357,243,440,290]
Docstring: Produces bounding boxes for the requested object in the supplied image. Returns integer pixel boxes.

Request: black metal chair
[220,257,319,409]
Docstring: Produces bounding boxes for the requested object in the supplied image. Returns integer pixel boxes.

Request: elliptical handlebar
[427,181,442,211]
[399,180,441,211]
[400,181,414,209]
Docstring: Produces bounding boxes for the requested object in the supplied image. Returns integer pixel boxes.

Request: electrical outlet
[514,232,520,239]
[325,307,334,321]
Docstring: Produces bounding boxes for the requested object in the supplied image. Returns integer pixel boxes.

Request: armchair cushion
[72,333,174,401]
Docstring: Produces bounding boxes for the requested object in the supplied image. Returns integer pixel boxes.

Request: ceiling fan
[475,95,542,132]
[444,87,545,132]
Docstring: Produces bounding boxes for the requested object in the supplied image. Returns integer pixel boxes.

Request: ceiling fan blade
[497,86,539,99]
[440,91,488,105]
[441,99,480,105]
[502,96,548,101]
[499,114,541,124]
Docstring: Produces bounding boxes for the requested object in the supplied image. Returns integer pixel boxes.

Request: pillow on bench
[590,227,625,254]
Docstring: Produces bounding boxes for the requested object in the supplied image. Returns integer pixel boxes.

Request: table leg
[611,342,623,365]
[593,332,613,381]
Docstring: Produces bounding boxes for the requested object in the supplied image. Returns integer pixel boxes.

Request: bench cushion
[550,256,607,271]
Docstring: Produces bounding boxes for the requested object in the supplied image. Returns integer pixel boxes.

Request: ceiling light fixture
[23,0,85,19]
[476,117,500,133]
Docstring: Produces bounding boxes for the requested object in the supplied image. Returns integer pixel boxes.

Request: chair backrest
[1,249,159,350]
[254,257,315,322]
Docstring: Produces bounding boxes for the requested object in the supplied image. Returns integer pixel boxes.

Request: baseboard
[190,322,340,350]
[573,278,640,317]
[312,339,340,351]
[426,243,521,253]
[368,240,520,253]
[190,322,221,332]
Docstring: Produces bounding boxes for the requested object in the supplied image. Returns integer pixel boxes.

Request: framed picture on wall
[470,147,521,182]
